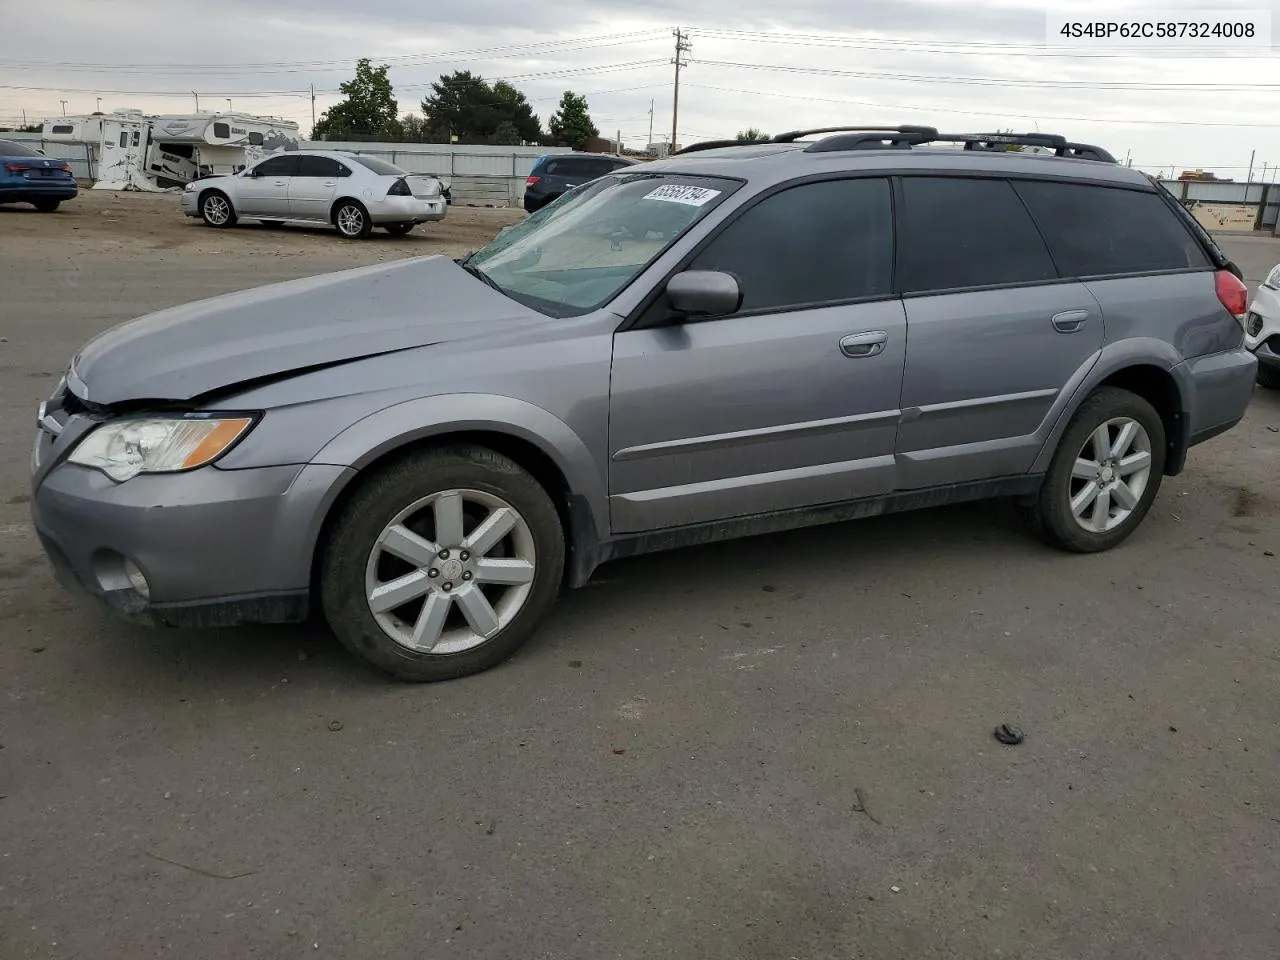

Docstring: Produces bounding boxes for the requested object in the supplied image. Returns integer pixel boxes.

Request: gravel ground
[1,193,1278,960]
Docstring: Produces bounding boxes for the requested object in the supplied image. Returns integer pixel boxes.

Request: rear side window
[1013,181,1210,276]
[212,122,230,139]
[297,154,343,178]
[899,177,1057,293]
[689,177,893,312]
[51,124,74,135]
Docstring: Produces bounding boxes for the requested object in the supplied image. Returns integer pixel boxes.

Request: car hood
[70,256,544,405]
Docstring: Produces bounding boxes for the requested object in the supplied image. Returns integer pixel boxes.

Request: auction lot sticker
[1044,9,1270,48]
[644,184,722,206]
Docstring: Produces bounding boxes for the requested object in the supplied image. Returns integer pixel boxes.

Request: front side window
[1013,180,1210,277]
[898,177,1057,293]
[252,154,299,177]
[466,175,738,317]
[689,177,893,312]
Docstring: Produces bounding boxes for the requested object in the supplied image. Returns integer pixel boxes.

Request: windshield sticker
[643,184,721,207]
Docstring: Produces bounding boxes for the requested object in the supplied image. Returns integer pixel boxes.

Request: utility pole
[310,84,316,134]
[1247,148,1256,184]
[647,98,654,154]
[616,129,621,156]
[193,91,199,112]
[59,100,67,116]
[225,98,233,113]
[671,27,691,153]
[1264,162,1270,184]
[95,97,101,112]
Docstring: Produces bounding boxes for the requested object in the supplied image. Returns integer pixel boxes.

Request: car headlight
[68,415,255,482]
[183,181,198,192]
[1265,264,1280,289]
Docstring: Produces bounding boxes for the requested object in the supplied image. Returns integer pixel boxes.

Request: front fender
[310,393,609,579]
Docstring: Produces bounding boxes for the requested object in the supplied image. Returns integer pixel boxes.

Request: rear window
[545,157,614,179]
[898,177,1058,293]
[0,139,41,157]
[350,155,406,177]
[1013,181,1211,276]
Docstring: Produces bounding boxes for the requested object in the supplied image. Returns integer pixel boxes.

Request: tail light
[4,162,32,173]
[1215,269,1248,324]
[387,178,411,197]
[525,175,540,186]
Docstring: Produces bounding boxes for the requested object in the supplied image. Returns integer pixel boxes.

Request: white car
[182,150,446,239]
[1245,263,1280,389]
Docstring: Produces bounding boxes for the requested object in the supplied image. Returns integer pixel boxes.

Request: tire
[333,199,372,239]
[199,190,237,228]
[259,220,285,228]
[1257,363,1280,390]
[320,445,565,682]
[1021,387,1166,552]
[33,199,61,213]
[384,222,415,236]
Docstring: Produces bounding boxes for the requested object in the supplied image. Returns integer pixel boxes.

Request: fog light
[123,559,150,599]
[1247,312,1264,337]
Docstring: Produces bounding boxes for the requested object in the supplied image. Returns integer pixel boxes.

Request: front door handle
[839,330,888,358]
[1051,309,1090,333]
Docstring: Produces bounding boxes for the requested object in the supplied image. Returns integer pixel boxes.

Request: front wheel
[33,199,61,213]
[199,191,236,228]
[1022,387,1166,552]
[333,200,372,239]
[320,445,565,681]
[1257,363,1280,390]
[384,222,415,236]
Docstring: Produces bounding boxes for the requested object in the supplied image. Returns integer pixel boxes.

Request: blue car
[0,138,77,212]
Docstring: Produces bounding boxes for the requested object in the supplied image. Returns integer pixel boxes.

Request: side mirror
[666,270,742,319]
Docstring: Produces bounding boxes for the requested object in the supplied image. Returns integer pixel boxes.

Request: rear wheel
[199,191,236,228]
[384,222,415,236]
[1022,387,1165,552]
[320,445,565,682]
[1257,363,1280,390]
[33,199,61,213]
[333,200,372,239]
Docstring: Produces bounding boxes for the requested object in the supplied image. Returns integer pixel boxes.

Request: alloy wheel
[337,205,364,237]
[364,489,537,654]
[1068,417,1153,533]
[203,195,229,225]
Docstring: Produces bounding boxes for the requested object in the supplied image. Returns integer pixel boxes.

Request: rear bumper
[370,195,446,224]
[1178,347,1258,447]
[0,184,77,202]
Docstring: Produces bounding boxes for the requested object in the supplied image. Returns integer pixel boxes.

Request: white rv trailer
[41,109,299,191]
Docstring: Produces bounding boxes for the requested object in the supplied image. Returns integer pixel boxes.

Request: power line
[0,61,670,100]
[681,82,1280,129]
[694,59,1280,92]
[693,27,1277,60]
[0,30,668,73]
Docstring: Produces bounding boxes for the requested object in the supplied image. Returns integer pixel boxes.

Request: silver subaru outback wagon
[30,126,1257,681]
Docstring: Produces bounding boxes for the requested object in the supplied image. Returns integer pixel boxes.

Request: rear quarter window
[1013,181,1210,277]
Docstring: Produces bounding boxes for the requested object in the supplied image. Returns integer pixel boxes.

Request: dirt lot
[1,193,1279,960]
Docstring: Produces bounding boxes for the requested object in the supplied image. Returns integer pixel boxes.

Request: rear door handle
[1051,310,1089,333]
[839,330,888,358]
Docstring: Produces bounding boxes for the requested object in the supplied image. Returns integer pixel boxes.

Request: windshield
[350,155,407,177]
[0,139,42,158]
[466,174,738,317]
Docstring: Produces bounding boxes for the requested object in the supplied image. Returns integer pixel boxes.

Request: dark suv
[523,152,636,212]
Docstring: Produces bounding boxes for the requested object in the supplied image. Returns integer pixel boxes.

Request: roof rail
[802,129,1116,163]
[673,126,1115,163]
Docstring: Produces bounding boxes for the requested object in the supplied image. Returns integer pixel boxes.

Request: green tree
[399,113,427,142]
[420,71,541,143]
[312,58,401,140]
[489,120,522,146]
[736,128,769,142]
[547,91,598,150]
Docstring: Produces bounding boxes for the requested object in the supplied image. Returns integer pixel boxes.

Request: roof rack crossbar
[770,124,938,143]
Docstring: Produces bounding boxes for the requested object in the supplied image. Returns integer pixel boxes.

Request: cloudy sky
[3,0,1279,177]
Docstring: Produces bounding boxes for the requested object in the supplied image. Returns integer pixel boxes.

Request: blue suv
[0,139,77,212]
[523,152,636,212]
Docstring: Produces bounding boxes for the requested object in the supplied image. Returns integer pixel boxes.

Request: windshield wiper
[459,261,505,295]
